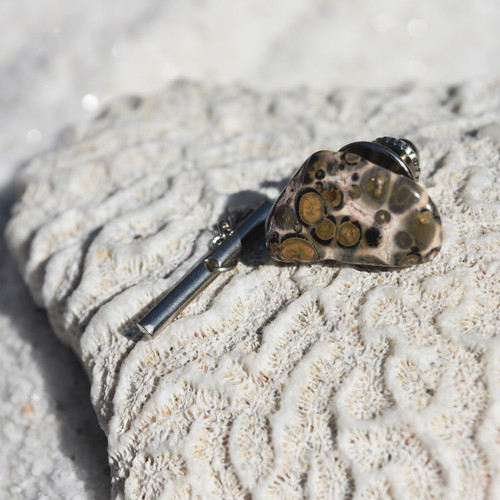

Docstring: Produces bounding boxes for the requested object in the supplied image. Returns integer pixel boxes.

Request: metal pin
[137,201,272,337]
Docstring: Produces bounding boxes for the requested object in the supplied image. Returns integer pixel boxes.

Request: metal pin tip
[137,321,155,337]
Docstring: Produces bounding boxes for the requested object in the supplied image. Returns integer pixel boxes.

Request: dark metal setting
[339,137,421,181]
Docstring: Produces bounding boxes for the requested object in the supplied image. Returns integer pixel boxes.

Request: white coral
[6,81,500,499]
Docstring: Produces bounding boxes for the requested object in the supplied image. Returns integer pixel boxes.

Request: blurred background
[0,0,499,497]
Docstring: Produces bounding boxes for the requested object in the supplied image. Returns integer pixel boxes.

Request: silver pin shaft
[137,201,272,337]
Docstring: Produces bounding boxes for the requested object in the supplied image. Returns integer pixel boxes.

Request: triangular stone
[265,150,442,267]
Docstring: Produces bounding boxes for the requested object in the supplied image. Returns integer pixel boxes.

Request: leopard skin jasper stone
[265,150,442,267]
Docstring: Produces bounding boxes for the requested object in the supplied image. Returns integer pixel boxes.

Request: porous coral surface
[6,81,500,499]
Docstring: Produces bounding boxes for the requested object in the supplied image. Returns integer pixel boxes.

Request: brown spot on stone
[294,223,303,233]
[395,185,416,205]
[274,205,296,229]
[396,253,421,266]
[409,210,437,248]
[395,231,414,249]
[389,178,420,213]
[314,218,336,241]
[362,168,389,204]
[323,184,343,208]
[280,237,318,262]
[349,185,361,199]
[375,209,391,224]
[337,222,361,247]
[345,152,362,164]
[298,191,325,225]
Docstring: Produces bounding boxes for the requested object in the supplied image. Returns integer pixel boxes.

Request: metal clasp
[137,201,272,337]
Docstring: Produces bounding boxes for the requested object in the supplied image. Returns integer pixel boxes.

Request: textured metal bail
[374,137,421,181]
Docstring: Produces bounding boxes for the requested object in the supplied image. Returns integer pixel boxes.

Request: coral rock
[6,81,500,499]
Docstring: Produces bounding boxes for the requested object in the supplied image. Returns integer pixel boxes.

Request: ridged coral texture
[6,81,500,499]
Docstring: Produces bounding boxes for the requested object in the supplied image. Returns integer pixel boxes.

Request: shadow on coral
[0,177,110,498]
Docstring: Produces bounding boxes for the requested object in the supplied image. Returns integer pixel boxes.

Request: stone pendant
[265,139,442,267]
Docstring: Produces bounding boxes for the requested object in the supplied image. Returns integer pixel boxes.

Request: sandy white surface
[1,1,500,499]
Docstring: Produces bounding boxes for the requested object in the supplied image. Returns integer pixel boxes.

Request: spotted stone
[348,185,361,199]
[389,178,421,213]
[375,209,391,224]
[337,221,361,247]
[314,218,336,242]
[274,205,296,229]
[280,237,318,262]
[323,184,343,208]
[304,152,329,184]
[409,210,438,248]
[365,227,381,247]
[395,231,413,249]
[265,150,442,267]
[298,191,325,225]
[362,169,390,205]
[344,152,362,164]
